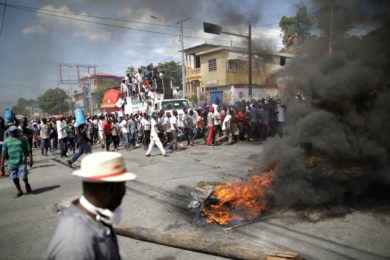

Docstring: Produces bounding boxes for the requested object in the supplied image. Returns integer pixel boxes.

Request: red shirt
[238,111,245,126]
[232,111,238,124]
[103,122,112,135]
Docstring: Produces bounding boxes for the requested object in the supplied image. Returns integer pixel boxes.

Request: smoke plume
[260,0,390,211]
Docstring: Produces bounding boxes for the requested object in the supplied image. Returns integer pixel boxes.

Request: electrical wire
[1,3,280,41]
[6,2,198,31]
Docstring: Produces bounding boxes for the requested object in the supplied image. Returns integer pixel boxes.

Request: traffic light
[203,22,222,35]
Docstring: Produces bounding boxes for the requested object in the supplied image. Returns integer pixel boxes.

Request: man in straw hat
[47,152,136,260]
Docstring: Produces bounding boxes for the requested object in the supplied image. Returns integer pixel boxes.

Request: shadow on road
[32,185,61,195]
[33,164,56,169]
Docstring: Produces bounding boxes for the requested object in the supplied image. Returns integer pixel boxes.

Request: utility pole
[58,63,97,115]
[176,18,191,99]
[180,22,186,98]
[248,24,252,101]
[329,0,334,55]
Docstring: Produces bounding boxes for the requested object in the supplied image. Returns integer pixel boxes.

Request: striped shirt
[2,136,30,165]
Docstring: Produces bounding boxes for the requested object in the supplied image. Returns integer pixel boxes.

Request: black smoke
[260,0,390,212]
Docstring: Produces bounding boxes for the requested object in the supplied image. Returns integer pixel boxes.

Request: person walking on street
[193,110,207,144]
[103,117,112,151]
[1,125,33,198]
[67,123,91,167]
[146,114,166,157]
[47,152,136,260]
[169,110,179,151]
[207,106,215,146]
[97,115,105,148]
[39,118,50,156]
[216,109,233,144]
[119,115,129,150]
[141,113,151,150]
[128,114,137,150]
[111,119,120,152]
[56,115,69,158]
[182,108,194,146]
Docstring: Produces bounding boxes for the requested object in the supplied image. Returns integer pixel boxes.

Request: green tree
[279,5,312,45]
[126,66,135,75]
[156,61,182,86]
[37,88,69,115]
[95,79,119,105]
[12,98,38,116]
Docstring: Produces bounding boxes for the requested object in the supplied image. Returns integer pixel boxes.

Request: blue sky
[0,0,311,111]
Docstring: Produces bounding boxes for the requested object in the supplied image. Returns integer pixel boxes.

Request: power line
[0,0,7,38]
[4,3,198,31]
[1,3,281,41]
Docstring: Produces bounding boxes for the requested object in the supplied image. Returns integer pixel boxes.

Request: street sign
[203,22,222,35]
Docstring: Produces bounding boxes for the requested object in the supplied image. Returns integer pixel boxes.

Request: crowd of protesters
[0,96,285,197]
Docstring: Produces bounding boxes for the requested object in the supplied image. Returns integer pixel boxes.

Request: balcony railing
[186,68,201,76]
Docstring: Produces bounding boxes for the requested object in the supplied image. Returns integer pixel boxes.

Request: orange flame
[308,156,316,168]
[202,168,274,225]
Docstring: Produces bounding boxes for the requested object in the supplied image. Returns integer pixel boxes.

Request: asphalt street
[0,142,389,260]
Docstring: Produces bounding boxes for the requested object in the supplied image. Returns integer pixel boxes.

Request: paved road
[0,142,389,260]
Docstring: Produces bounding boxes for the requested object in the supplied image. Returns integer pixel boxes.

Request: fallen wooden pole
[115,223,305,260]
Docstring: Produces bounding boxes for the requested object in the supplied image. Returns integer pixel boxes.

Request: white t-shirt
[150,118,159,138]
[111,123,118,136]
[222,114,232,131]
[177,113,184,128]
[164,117,171,132]
[141,118,151,131]
[97,119,104,131]
[214,111,221,126]
[120,120,129,133]
[120,83,128,93]
[135,72,143,84]
[170,116,177,130]
[56,120,67,139]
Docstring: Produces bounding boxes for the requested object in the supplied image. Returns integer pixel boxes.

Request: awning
[101,89,123,108]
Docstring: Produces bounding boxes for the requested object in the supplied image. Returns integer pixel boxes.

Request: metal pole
[88,74,93,115]
[329,0,334,55]
[248,24,252,102]
[180,22,186,98]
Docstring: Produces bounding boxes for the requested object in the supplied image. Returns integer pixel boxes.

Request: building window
[196,56,201,68]
[208,59,217,71]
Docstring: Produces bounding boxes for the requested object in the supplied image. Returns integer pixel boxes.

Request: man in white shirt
[120,79,128,98]
[119,116,129,150]
[164,112,171,147]
[127,114,137,149]
[140,113,151,150]
[97,116,105,148]
[169,110,179,151]
[145,114,166,157]
[56,115,68,158]
[125,73,132,96]
[216,109,232,144]
[214,105,222,138]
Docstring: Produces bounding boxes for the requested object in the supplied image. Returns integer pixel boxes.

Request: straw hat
[72,152,136,182]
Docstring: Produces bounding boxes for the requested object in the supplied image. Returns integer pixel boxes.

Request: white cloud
[22,25,47,34]
[73,31,111,41]
[152,48,165,54]
[118,8,166,24]
[21,5,113,42]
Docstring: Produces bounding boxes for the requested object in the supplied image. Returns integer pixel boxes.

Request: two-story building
[72,72,122,115]
[183,44,294,105]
